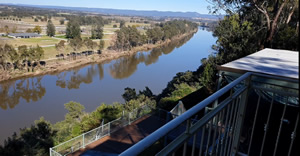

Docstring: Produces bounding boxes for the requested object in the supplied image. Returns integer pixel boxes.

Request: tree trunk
[266,0,288,44]
[286,6,296,24]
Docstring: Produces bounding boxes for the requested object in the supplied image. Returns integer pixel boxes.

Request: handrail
[50,104,153,156]
[120,72,252,156]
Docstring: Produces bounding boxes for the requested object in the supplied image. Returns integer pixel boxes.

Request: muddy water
[0,28,216,143]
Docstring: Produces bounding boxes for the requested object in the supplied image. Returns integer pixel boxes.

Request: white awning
[218,48,299,80]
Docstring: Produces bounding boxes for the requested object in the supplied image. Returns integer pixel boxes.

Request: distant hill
[1,3,223,19]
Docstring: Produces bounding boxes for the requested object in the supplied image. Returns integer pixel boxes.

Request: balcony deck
[70,115,166,156]
[50,49,298,156]
[120,49,299,156]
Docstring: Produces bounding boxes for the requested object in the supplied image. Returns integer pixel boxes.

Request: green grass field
[7,36,62,47]
[1,20,149,59]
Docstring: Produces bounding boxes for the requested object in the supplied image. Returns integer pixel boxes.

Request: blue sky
[0,0,213,14]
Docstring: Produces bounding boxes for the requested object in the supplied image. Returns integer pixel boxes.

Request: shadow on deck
[70,115,166,156]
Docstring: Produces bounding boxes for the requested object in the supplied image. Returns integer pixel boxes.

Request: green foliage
[139,86,154,98]
[80,103,123,132]
[272,25,298,51]
[208,0,298,50]
[99,40,105,50]
[7,44,19,67]
[18,45,29,60]
[21,117,56,155]
[0,117,56,156]
[114,26,145,51]
[59,19,65,25]
[64,101,85,121]
[71,123,82,137]
[46,20,56,37]
[213,14,259,62]
[91,24,104,39]
[159,83,199,109]
[122,87,137,102]
[55,40,66,53]
[0,43,43,71]
[4,25,9,34]
[83,38,96,50]
[66,15,105,26]
[146,27,163,44]
[113,20,197,51]
[69,37,83,51]
[33,25,42,34]
[34,45,44,61]
[171,83,198,99]
[0,44,19,70]
[53,101,86,143]
[26,28,32,33]
[120,20,125,28]
[66,19,81,39]
[146,20,197,44]
[200,56,218,89]
[0,133,24,156]
[159,71,201,99]
[125,95,156,112]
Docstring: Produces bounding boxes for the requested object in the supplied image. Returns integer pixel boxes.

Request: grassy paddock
[7,36,62,47]
[22,16,65,26]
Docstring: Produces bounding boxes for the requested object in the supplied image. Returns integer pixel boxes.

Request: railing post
[129,112,131,124]
[49,147,52,156]
[213,71,223,108]
[108,122,111,135]
[185,119,191,134]
[231,76,251,154]
[83,134,85,148]
[163,112,172,147]
[102,119,104,134]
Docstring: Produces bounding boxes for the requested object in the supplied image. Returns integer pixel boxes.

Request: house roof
[218,48,299,80]
[8,33,41,37]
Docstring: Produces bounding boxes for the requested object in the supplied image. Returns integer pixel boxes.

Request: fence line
[50,104,153,156]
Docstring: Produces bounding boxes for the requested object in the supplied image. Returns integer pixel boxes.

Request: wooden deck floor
[70,115,166,156]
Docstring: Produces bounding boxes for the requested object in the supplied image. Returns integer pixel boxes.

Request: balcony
[49,49,298,156]
[120,49,299,156]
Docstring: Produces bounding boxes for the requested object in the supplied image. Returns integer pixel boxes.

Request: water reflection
[0,33,195,110]
[55,65,99,89]
[0,76,46,110]
[109,33,194,79]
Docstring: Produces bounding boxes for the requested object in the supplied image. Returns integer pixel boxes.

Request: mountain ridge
[0,3,223,19]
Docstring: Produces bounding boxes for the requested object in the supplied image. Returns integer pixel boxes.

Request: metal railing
[50,104,153,156]
[120,72,299,156]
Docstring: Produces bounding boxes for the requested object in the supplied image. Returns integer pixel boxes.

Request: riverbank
[0,29,197,83]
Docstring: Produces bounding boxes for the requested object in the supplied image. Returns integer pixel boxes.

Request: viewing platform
[50,48,299,156]
[120,48,299,156]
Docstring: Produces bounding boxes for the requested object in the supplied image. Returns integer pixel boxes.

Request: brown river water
[0,28,216,144]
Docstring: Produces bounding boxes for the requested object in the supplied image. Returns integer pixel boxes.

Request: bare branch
[254,3,271,30]
[267,0,288,41]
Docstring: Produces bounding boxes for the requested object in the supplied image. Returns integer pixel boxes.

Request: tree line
[65,15,108,26]
[0,5,59,18]
[0,44,44,72]
[112,20,198,51]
